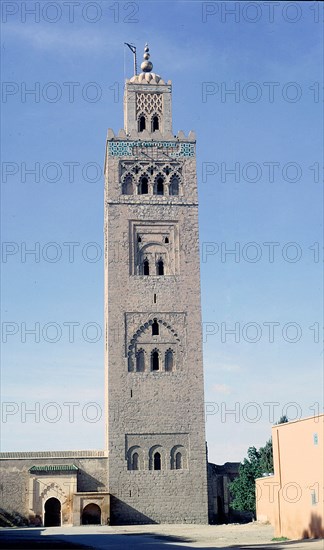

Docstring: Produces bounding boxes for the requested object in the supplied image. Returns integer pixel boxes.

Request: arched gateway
[82,503,101,525]
[44,497,61,527]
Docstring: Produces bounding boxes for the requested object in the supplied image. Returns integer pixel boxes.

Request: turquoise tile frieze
[108,141,195,158]
[108,142,134,156]
[172,143,195,157]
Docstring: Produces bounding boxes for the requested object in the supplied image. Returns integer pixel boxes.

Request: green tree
[259,439,274,474]
[275,415,289,425]
[229,446,264,514]
[229,416,288,515]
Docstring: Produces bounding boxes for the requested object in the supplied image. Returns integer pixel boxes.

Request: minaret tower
[104,44,208,524]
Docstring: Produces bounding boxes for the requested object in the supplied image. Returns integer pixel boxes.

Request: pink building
[256,414,324,539]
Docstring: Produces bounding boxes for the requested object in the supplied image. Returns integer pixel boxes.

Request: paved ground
[0,523,323,550]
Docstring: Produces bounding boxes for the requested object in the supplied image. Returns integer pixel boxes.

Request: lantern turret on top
[123,44,173,137]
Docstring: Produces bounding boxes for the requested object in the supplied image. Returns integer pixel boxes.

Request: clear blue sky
[1,1,323,464]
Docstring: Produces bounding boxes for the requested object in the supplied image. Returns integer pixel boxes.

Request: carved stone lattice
[136,93,162,115]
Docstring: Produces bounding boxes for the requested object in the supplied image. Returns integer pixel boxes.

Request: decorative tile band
[108,141,195,158]
[172,143,195,157]
[108,141,133,156]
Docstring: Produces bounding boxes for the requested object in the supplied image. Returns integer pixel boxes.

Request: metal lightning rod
[124,43,137,76]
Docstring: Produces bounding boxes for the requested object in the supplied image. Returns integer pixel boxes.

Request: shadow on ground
[0,528,323,550]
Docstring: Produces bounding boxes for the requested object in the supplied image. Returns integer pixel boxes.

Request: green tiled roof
[29,464,78,473]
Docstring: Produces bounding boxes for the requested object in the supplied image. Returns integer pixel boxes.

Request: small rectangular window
[313,433,318,445]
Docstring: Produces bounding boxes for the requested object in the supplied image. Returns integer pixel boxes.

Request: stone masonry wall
[0,452,108,525]
[105,74,209,525]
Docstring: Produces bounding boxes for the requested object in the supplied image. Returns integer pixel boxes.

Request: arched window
[136,350,145,372]
[152,320,159,335]
[165,350,174,372]
[175,452,182,470]
[138,176,148,195]
[138,115,146,132]
[137,235,142,243]
[127,447,141,471]
[164,237,169,244]
[128,354,134,372]
[132,452,139,471]
[157,259,164,275]
[169,176,179,196]
[152,115,159,132]
[155,176,164,195]
[122,175,133,195]
[154,452,161,470]
[143,259,149,275]
[151,350,159,371]
[171,445,186,470]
